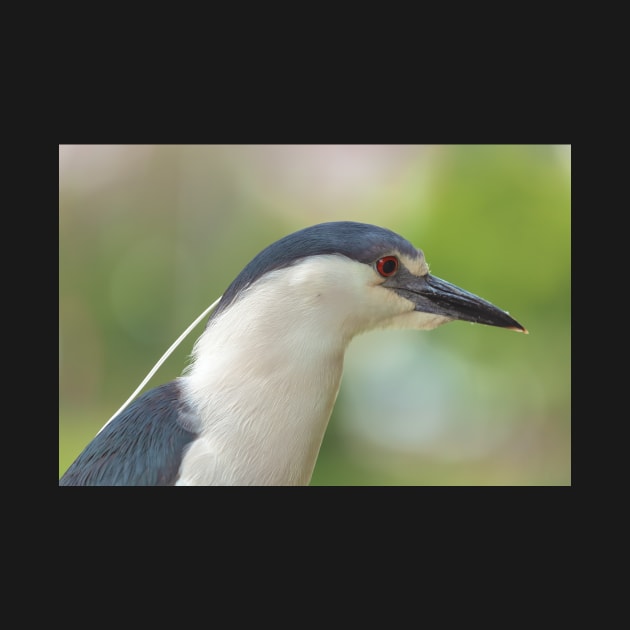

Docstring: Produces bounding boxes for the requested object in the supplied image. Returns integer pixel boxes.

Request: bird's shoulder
[59,381,198,486]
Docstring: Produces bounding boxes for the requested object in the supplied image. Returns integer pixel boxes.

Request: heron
[59,221,526,486]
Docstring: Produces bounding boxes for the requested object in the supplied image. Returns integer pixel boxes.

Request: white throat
[178,257,366,485]
[177,254,422,485]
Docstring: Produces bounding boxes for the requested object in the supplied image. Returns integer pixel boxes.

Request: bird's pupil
[382,259,396,274]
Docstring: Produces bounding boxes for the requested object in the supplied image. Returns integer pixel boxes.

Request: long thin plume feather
[97,296,222,435]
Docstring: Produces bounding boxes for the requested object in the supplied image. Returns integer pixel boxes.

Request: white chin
[386,311,452,331]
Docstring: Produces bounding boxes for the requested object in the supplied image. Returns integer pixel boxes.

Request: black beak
[387,271,527,333]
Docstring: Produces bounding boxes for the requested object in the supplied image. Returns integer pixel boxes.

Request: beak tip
[501,311,527,334]
[507,324,529,334]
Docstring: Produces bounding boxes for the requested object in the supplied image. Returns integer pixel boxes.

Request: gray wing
[59,381,198,486]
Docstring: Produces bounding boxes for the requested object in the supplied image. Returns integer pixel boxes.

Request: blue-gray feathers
[59,382,197,486]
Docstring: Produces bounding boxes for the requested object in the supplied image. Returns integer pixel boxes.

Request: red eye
[376,256,399,277]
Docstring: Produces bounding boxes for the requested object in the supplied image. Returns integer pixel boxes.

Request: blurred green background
[59,144,571,485]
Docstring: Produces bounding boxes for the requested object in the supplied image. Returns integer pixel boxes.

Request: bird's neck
[180,289,349,485]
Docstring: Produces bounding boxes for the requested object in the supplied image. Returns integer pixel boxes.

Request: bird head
[207,221,526,345]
